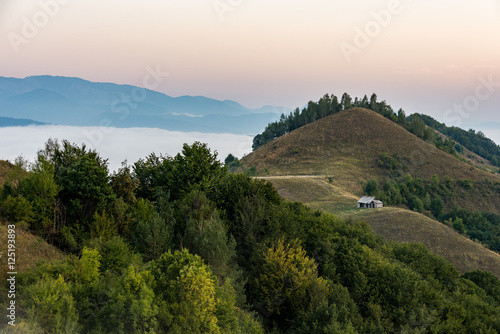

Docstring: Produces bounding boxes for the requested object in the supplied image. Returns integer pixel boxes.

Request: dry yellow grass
[352,208,500,277]
[0,222,66,282]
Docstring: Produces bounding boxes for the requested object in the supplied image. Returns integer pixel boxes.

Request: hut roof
[358,196,376,204]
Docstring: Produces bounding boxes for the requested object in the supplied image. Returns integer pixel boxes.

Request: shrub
[0,195,34,224]
[364,179,379,196]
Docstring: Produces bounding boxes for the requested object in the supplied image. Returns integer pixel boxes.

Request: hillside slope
[0,160,22,186]
[0,222,66,282]
[241,108,500,277]
[263,176,500,277]
[240,108,500,215]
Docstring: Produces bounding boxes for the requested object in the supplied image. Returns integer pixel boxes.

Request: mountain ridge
[0,116,49,127]
[0,75,290,134]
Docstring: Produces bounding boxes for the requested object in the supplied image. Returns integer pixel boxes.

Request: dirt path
[255,175,327,179]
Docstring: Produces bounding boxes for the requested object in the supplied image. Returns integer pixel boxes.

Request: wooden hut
[357,196,383,208]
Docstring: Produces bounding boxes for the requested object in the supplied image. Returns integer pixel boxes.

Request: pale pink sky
[1,0,499,127]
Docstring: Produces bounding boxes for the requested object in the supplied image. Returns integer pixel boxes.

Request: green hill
[2,141,500,333]
[239,108,500,276]
[239,108,500,215]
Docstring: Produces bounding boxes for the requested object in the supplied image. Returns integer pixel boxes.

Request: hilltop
[239,108,500,214]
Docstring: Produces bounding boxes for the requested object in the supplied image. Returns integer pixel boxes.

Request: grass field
[0,221,66,296]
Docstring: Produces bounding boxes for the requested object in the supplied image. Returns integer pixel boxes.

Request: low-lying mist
[0,125,253,172]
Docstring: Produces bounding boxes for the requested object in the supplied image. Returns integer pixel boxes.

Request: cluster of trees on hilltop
[252,94,500,170]
[252,93,396,150]
[1,140,500,333]
[250,92,455,156]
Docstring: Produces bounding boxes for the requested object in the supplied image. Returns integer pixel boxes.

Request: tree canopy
[1,140,499,333]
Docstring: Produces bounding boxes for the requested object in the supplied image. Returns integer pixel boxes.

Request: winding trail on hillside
[255,175,327,179]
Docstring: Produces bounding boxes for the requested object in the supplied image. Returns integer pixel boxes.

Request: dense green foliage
[252,93,500,169]
[1,140,500,333]
[441,208,500,252]
[413,114,500,167]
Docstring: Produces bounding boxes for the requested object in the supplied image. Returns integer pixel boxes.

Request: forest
[1,140,500,333]
[412,114,500,167]
[252,93,500,170]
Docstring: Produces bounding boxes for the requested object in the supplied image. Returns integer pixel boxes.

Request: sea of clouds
[0,125,253,172]
[1,125,498,174]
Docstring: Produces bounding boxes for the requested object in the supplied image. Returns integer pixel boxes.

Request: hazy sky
[1,0,499,128]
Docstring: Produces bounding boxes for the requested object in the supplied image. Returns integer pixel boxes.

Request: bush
[246,166,258,176]
[409,196,424,213]
[0,195,34,224]
[431,196,444,217]
[364,179,379,196]
[22,275,79,333]
[377,153,401,171]
[458,179,474,189]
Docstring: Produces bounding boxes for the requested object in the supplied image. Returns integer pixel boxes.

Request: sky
[1,0,500,157]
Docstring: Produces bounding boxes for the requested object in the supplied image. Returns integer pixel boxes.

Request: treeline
[251,92,457,156]
[441,208,500,253]
[364,168,500,252]
[1,140,500,333]
[252,94,500,170]
[414,114,500,167]
[252,93,395,150]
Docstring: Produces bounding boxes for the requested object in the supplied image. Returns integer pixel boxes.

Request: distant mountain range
[0,116,48,127]
[0,76,290,134]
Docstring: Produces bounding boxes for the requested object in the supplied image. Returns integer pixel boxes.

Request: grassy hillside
[240,108,500,215]
[262,176,500,278]
[455,139,500,174]
[0,160,15,185]
[0,162,66,288]
[0,222,66,282]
